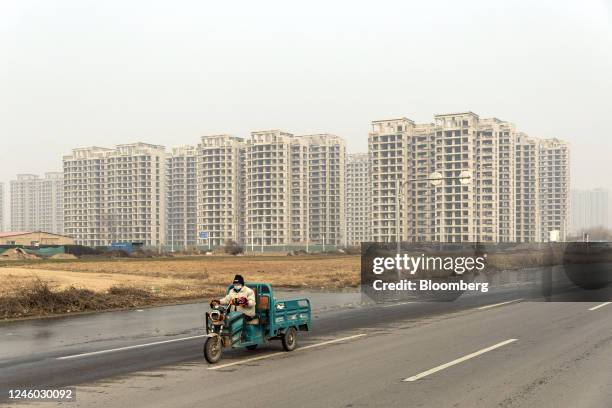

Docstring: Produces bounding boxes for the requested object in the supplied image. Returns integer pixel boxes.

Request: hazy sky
[1,0,611,217]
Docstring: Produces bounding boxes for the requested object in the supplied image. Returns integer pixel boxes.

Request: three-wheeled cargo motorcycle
[204,282,311,363]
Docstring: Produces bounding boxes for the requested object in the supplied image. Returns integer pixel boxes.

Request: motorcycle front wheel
[204,336,223,363]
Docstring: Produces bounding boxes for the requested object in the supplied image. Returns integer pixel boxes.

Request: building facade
[196,135,245,247]
[0,182,4,231]
[40,172,64,235]
[243,131,347,250]
[63,143,166,247]
[303,134,346,247]
[245,130,298,248]
[0,231,75,246]
[10,174,39,232]
[539,138,570,242]
[166,145,197,250]
[515,133,541,242]
[9,173,63,234]
[369,112,570,243]
[571,188,609,234]
[346,153,371,246]
[369,118,413,243]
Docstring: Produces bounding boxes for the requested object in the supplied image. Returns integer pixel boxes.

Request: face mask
[233,284,242,292]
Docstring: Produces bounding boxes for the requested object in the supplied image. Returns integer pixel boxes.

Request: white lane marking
[299,334,366,350]
[402,338,518,382]
[57,335,207,360]
[208,333,367,370]
[588,302,611,311]
[382,302,411,308]
[477,299,523,310]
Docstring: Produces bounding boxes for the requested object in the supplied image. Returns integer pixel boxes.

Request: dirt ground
[0,255,360,301]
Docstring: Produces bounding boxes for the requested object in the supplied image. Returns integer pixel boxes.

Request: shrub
[224,240,244,255]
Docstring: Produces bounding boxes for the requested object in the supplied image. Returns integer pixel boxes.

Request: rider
[214,274,256,318]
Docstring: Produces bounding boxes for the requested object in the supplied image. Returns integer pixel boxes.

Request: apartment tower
[369,112,567,243]
[196,135,245,247]
[245,130,301,248]
[571,188,609,234]
[515,133,542,242]
[346,153,371,246]
[369,118,414,243]
[539,138,570,241]
[63,143,166,246]
[10,173,64,234]
[303,134,346,247]
[0,182,4,231]
[166,145,197,249]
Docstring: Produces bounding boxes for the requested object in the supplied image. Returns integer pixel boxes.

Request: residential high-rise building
[10,173,63,234]
[474,117,516,242]
[303,134,346,247]
[432,112,478,243]
[0,182,4,231]
[369,118,414,243]
[243,131,347,249]
[539,138,570,242]
[515,133,541,242]
[63,143,166,246]
[346,153,370,246]
[10,174,39,232]
[40,172,64,235]
[196,135,246,247]
[369,112,569,243]
[166,145,197,250]
[245,130,300,248]
[570,189,608,234]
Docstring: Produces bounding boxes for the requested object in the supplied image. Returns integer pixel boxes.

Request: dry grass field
[0,255,360,319]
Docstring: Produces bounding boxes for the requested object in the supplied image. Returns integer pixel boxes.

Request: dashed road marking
[57,335,207,360]
[588,302,611,311]
[477,299,523,310]
[402,338,518,382]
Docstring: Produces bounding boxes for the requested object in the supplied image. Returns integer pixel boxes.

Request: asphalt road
[1,282,611,407]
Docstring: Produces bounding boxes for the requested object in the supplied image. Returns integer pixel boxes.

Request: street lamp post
[393,171,471,280]
[394,171,471,249]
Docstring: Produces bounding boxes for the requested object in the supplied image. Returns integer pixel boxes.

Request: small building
[0,231,75,246]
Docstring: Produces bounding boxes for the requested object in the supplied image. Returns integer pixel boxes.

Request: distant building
[515,133,541,242]
[369,112,570,243]
[63,143,166,247]
[0,231,75,246]
[240,131,348,249]
[166,146,198,249]
[10,173,64,235]
[245,130,303,248]
[303,134,346,247]
[571,188,609,233]
[539,138,570,241]
[196,135,246,247]
[0,182,4,231]
[346,153,370,246]
[40,172,64,235]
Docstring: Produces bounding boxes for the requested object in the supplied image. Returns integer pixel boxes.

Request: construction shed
[0,231,75,246]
